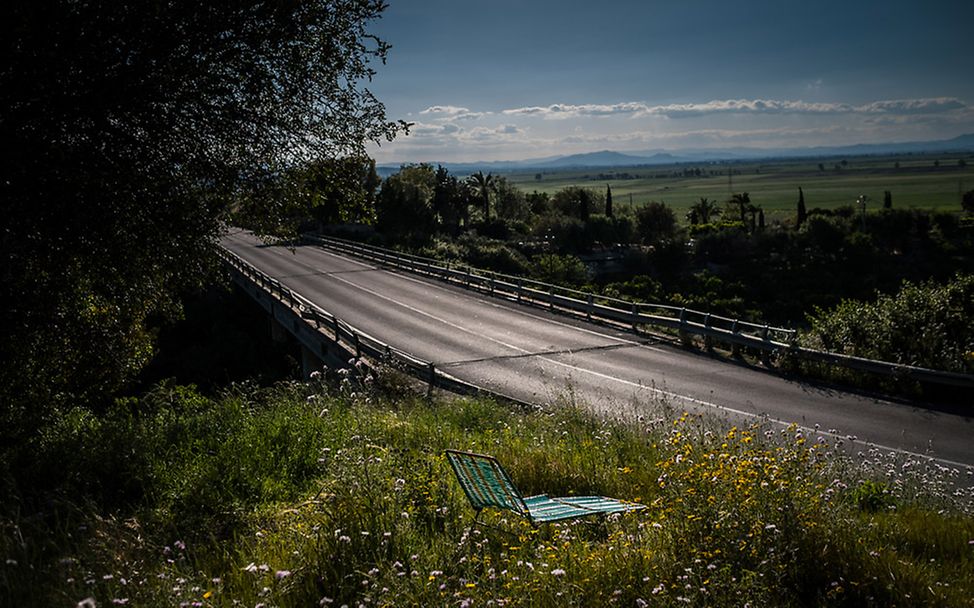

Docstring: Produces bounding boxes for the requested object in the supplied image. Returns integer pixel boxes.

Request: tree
[494,176,530,223]
[689,197,721,225]
[551,186,603,220]
[299,156,381,229]
[635,202,677,245]
[883,190,893,210]
[468,171,495,222]
[377,165,437,242]
[1,1,405,436]
[963,190,974,214]
[432,165,469,234]
[605,184,614,218]
[730,192,751,225]
[797,187,808,229]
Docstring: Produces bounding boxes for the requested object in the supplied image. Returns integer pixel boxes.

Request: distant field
[505,153,974,222]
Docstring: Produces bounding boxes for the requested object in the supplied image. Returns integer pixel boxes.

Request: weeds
[2,368,972,606]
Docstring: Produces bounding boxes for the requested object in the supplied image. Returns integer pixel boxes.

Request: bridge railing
[218,247,536,406]
[302,234,974,390]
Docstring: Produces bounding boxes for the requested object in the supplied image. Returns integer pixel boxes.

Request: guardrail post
[587,294,594,321]
[761,325,771,366]
[631,302,638,332]
[466,267,471,287]
[333,317,340,341]
[353,333,361,359]
[427,362,436,399]
[549,286,555,311]
[731,320,741,357]
[489,276,495,295]
[678,308,691,346]
[517,279,523,303]
[704,313,714,352]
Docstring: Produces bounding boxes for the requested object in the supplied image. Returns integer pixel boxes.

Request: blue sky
[365,0,974,163]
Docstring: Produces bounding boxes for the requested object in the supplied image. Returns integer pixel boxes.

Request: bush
[802,273,974,373]
[529,253,589,286]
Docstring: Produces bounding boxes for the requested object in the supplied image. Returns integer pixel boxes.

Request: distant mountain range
[377,133,974,176]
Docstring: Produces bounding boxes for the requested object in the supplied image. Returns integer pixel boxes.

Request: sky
[364,0,974,163]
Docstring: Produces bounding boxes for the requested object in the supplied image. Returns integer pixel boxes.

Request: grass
[506,153,974,221]
[2,368,973,607]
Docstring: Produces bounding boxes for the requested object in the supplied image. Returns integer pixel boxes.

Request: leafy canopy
[0,1,404,435]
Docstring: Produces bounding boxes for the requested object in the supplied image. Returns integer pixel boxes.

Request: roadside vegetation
[263,157,974,397]
[3,367,973,607]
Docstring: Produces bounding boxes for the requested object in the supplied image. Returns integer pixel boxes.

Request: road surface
[222,230,973,468]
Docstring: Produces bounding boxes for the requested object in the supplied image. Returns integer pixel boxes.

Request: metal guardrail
[218,247,536,406]
[302,234,974,390]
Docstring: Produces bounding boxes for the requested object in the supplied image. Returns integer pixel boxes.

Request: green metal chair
[445,449,646,525]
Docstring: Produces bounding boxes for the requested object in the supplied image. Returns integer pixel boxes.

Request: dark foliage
[1,1,403,438]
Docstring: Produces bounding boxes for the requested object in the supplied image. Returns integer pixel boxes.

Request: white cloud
[371,96,974,163]
[500,97,971,120]
[503,102,650,119]
[857,98,968,114]
[419,105,489,121]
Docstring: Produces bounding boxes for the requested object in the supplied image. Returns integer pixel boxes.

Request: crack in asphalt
[439,339,662,369]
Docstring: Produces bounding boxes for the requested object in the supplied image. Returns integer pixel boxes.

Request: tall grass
[2,368,972,607]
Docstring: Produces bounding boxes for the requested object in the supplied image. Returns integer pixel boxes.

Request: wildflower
[76,600,97,608]
[275,570,291,580]
[550,568,566,577]
[242,563,258,573]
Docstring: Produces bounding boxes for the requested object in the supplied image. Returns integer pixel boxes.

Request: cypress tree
[797,187,807,229]
[605,184,614,218]
[884,190,892,209]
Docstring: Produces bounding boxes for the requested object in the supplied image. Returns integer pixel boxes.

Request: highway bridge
[221,229,973,469]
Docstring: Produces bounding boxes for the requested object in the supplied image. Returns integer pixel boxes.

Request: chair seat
[523,494,646,523]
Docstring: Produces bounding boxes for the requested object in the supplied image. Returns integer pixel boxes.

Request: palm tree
[468,171,494,222]
[730,192,750,224]
[689,197,720,224]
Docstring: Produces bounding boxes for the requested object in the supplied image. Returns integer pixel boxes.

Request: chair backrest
[445,450,527,516]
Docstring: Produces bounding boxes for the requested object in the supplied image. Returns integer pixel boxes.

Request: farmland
[505,152,974,221]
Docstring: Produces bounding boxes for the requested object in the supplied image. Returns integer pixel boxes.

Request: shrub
[802,273,974,373]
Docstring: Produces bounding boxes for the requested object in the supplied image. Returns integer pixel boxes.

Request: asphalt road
[222,230,973,468]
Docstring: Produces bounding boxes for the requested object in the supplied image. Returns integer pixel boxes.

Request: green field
[506,153,974,222]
